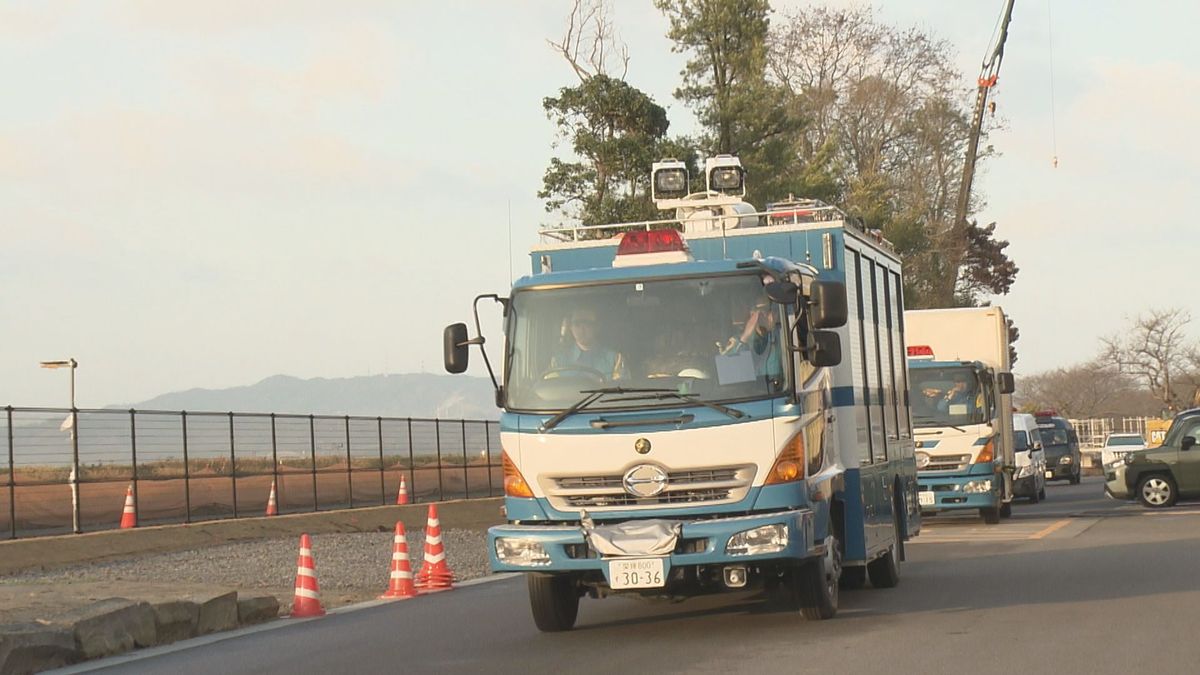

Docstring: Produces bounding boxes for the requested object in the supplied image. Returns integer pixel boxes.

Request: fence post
[70,407,80,534]
[461,419,469,499]
[309,415,318,512]
[344,415,353,509]
[181,411,191,524]
[129,410,138,525]
[434,420,444,502]
[228,412,238,518]
[484,420,494,497]
[406,419,416,504]
[270,414,280,513]
[377,417,385,506]
[7,406,15,539]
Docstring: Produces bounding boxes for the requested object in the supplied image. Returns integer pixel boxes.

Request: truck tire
[792,536,839,620]
[1038,486,1047,501]
[1069,467,1081,485]
[1000,500,1012,518]
[1137,474,1177,509]
[980,506,1000,524]
[528,573,580,632]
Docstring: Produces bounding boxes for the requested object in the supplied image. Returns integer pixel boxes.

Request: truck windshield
[1105,436,1144,446]
[909,366,986,427]
[505,274,791,412]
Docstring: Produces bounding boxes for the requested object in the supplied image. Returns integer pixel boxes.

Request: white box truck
[904,307,1016,523]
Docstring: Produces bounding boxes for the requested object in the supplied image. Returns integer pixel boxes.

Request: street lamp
[40,358,79,533]
[39,358,77,409]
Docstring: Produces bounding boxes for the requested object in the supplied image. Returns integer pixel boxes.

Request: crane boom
[954,0,1016,231]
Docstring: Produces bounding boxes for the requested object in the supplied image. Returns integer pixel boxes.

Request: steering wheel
[540,365,607,382]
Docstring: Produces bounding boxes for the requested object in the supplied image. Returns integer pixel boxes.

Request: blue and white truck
[444,156,920,631]
[904,307,1016,524]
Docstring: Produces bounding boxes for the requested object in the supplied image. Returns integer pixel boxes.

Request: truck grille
[545,466,752,511]
[925,454,972,472]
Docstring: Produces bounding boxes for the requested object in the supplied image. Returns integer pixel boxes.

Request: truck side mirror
[809,281,847,328]
[764,280,799,305]
[808,330,842,367]
[1183,436,1196,451]
[997,372,1015,394]
[444,323,470,374]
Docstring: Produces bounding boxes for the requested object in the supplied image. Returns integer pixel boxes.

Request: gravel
[0,529,491,596]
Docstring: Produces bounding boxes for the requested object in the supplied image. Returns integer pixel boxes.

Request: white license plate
[918,491,935,507]
[1044,470,1054,478]
[609,558,666,590]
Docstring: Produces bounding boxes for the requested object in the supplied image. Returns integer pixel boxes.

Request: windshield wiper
[539,387,675,432]
[912,414,966,432]
[611,391,746,420]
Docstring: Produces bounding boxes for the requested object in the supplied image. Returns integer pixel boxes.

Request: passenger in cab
[549,308,628,380]
[720,298,783,378]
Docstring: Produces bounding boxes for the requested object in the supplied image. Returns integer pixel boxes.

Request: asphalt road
[74,477,1200,675]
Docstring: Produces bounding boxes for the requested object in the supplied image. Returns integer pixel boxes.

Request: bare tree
[548,0,629,82]
[1016,359,1156,418]
[1102,308,1199,414]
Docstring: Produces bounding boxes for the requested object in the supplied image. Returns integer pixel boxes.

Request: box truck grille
[925,454,972,472]
[546,466,751,511]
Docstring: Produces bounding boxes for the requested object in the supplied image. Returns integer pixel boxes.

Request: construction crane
[954,0,1016,232]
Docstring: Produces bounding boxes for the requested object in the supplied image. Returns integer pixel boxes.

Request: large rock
[152,600,200,645]
[237,595,280,626]
[58,598,156,659]
[189,591,238,635]
[0,622,81,674]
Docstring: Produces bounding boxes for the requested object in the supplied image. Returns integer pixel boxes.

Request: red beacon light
[1033,410,1059,418]
[906,345,935,359]
[613,229,692,267]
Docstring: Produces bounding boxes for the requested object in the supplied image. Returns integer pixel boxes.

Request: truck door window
[863,258,887,462]
[889,270,911,438]
[878,265,899,443]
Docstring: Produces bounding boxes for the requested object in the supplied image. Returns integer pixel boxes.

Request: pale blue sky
[3,1,1198,408]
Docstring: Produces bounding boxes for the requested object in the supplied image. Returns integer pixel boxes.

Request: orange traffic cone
[119,484,137,529]
[290,534,326,618]
[415,503,457,593]
[379,521,418,600]
[396,475,409,505]
[266,480,278,516]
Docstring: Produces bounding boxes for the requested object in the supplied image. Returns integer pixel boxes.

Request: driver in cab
[548,308,628,381]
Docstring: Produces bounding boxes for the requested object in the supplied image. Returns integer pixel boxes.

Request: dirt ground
[0,498,504,624]
[1,466,502,537]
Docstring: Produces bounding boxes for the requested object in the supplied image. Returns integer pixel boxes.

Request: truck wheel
[1070,467,1081,485]
[1137,474,1177,509]
[1000,500,1012,518]
[528,573,580,632]
[1028,486,1040,504]
[794,536,839,620]
[1038,485,1047,501]
[980,506,1000,524]
[839,566,866,590]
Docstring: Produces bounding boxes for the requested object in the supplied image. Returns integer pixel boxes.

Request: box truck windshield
[909,366,986,428]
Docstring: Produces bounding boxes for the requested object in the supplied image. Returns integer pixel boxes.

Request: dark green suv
[1105,409,1200,508]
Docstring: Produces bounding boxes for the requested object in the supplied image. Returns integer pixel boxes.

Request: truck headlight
[1015,464,1033,479]
[494,538,552,566]
[962,480,993,494]
[1059,456,1073,465]
[726,524,787,556]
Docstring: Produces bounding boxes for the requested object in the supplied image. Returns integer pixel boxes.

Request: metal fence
[1068,416,1155,449]
[0,406,501,540]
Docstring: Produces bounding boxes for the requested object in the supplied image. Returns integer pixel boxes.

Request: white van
[1012,413,1047,502]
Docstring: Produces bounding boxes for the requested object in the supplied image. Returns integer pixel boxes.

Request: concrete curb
[0,592,282,675]
[43,573,520,674]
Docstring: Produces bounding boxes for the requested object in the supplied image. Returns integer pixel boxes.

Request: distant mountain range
[127,373,498,420]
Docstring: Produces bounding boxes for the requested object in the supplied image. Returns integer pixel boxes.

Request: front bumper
[1045,462,1076,480]
[487,509,815,581]
[917,472,999,512]
[1013,474,1038,497]
[1104,465,1132,500]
